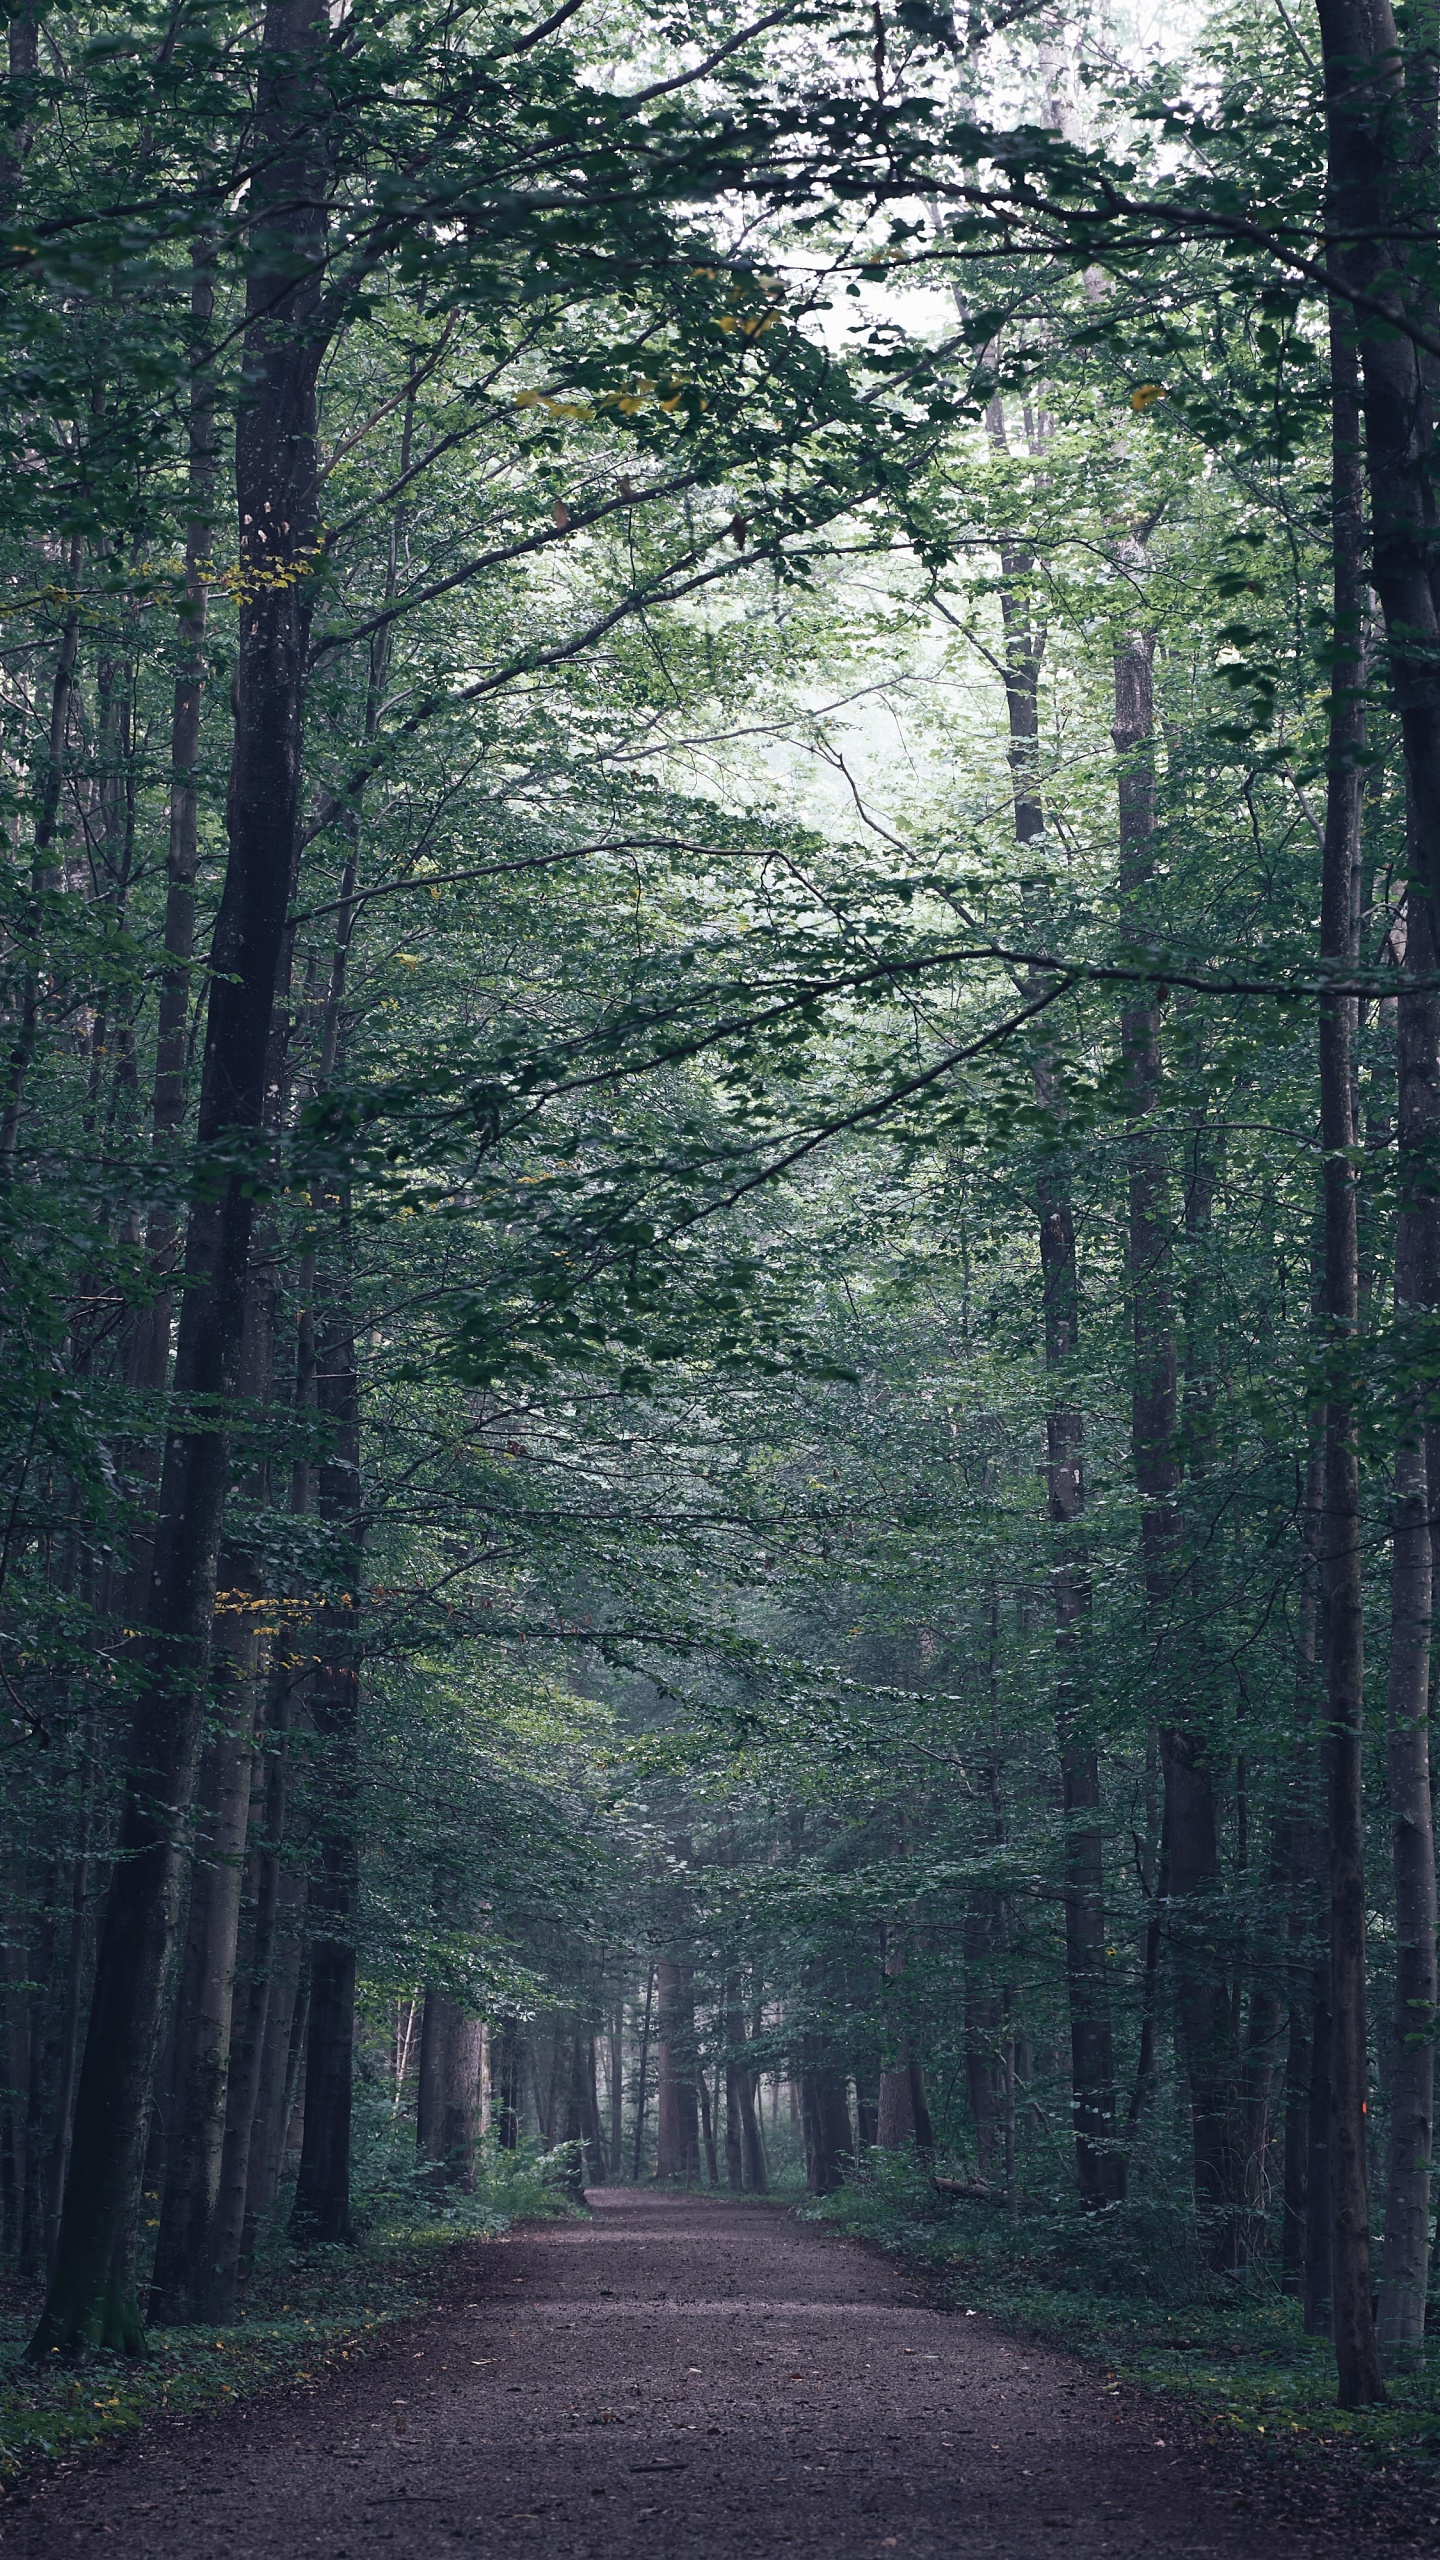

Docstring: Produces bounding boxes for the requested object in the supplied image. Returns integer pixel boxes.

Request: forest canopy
[1,0,1438,2419]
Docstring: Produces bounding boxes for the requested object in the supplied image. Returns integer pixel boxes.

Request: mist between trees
[2,0,1439,2422]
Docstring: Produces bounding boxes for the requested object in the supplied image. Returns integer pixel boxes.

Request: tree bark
[417,1989,486,2191]
[1314,0,1440,934]
[145,1667,257,2322]
[291,1244,361,2246]
[631,1966,654,2180]
[207,1655,292,2319]
[1317,295,1385,2408]
[148,1251,276,2323]
[654,1959,700,2184]
[30,0,328,2357]
[800,2052,853,2196]
[1115,611,1241,2263]
[987,389,1122,2208]
[124,249,217,1471]
[1377,892,1439,2362]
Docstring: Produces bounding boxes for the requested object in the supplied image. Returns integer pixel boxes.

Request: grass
[805,2151,1440,2476]
[0,2140,575,2477]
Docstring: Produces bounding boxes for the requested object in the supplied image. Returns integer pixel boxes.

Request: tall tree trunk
[30,0,327,2356]
[145,1652,257,2322]
[291,1243,361,2246]
[654,1960,700,2183]
[416,1983,449,2193]
[0,550,81,1175]
[1317,297,1385,2408]
[493,2018,521,2152]
[1377,893,1439,2363]
[696,2064,719,2187]
[609,2005,624,2177]
[1314,0,1440,932]
[417,1990,485,2192]
[1042,1165,1123,2205]
[148,1252,276,2322]
[1115,611,1241,2264]
[800,2050,853,2197]
[1282,1439,1325,2299]
[207,1658,293,2319]
[124,249,217,1479]
[985,391,1124,2204]
[631,1966,654,2180]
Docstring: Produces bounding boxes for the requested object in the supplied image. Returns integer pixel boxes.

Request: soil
[3,2193,1436,2556]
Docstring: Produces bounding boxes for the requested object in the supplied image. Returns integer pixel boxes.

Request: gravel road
[2,2193,1429,2556]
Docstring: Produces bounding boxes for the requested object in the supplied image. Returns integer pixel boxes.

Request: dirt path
[1,2195,1426,2556]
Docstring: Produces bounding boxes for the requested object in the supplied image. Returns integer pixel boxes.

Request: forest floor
[2,2192,1437,2557]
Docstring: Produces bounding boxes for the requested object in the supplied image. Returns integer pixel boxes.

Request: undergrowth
[0,2139,576,2476]
[805,2151,1440,2475]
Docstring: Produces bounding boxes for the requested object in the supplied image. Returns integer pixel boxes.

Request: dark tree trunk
[1314,0,1440,932]
[1042,1178,1123,2205]
[576,2034,606,2188]
[207,1659,292,2319]
[44,1747,95,2273]
[417,1989,486,2192]
[1115,614,1241,2264]
[961,1903,1002,2176]
[609,2006,624,2178]
[416,1985,449,2192]
[1282,1440,1325,2298]
[654,1960,700,2184]
[1304,1803,1337,2337]
[1377,892,1439,2362]
[985,392,1124,2207]
[146,1666,256,2322]
[1315,294,1384,2407]
[696,2066,719,2187]
[493,2018,521,2152]
[19,1881,58,2283]
[631,1966,654,2180]
[30,0,327,2357]
[0,556,81,1174]
[291,1251,361,2247]
[124,249,217,1485]
[800,2055,853,2197]
[149,1256,275,2323]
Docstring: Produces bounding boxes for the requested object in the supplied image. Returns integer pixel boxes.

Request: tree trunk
[609,2006,624,2177]
[493,2018,521,2152]
[146,1669,257,2322]
[1043,1173,1123,2206]
[800,2054,852,2197]
[417,1989,485,2192]
[1377,894,1439,2362]
[1115,612,1241,2264]
[988,386,1123,2212]
[962,1902,1002,2176]
[207,1659,292,2319]
[1314,0,1440,934]
[416,1984,449,2191]
[631,1966,654,2180]
[30,0,327,2357]
[123,249,217,1480]
[1316,295,1385,2408]
[696,2065,719,2187]
[291,1248,361,2246]
[654,1960,700,2184]
[148,1255,275,2323]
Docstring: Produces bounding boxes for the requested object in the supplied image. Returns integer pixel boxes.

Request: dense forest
[2,0,1438,2426]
